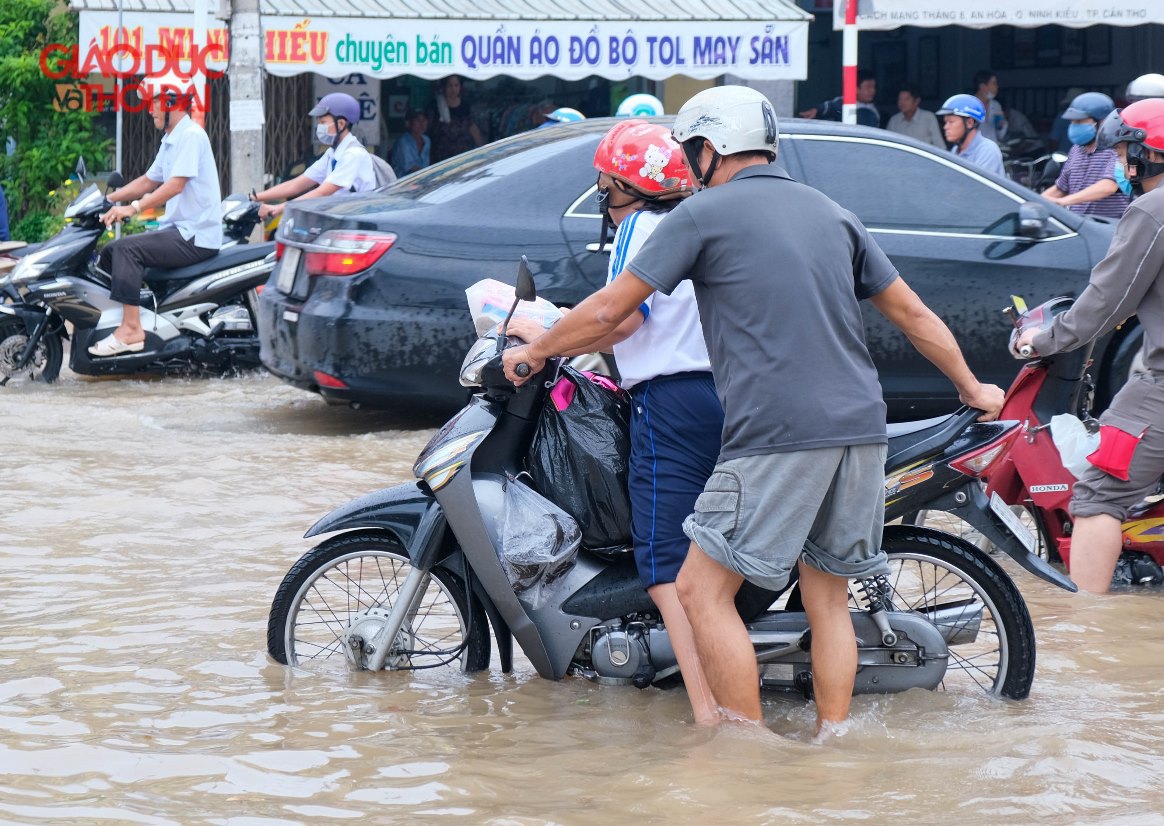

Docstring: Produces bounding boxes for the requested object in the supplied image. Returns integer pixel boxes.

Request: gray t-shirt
[625,164,898,460]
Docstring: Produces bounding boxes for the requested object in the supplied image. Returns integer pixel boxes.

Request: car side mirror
[1018,202,1050,239]
[515,254,536,301]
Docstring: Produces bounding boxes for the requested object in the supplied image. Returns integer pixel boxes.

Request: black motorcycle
[0,174,275,384]
[267,258,1076,703]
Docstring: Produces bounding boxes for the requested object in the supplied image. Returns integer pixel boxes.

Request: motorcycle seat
[142,244,269,283]
[886,408,980,472]
[886,415,950,439]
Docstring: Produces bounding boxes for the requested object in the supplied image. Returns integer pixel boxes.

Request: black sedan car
[258,118,1136,418]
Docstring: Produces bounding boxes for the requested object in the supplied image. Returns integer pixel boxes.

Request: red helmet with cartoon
[593,120,690,200]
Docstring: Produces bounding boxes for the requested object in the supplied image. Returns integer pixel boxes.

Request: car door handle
[585,243,615,253]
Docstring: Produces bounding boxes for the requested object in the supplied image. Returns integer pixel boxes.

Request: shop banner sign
[79,12,808,81]
[835,0,1164,29]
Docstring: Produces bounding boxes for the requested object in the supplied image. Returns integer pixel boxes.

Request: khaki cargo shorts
[1072,372,1164,521]
[682,443,889,591]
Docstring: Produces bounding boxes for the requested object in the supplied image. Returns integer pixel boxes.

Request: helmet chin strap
[682,139,720,188]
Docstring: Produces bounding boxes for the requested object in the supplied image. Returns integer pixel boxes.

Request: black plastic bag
[528,367,633,552]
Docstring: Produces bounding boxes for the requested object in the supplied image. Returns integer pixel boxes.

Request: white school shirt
[305,133,376,193]
[145,114,222,249]
[607,209,712,389]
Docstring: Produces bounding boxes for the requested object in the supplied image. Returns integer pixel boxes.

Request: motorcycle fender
[933,483,1078,592]
[5,304,46,335]
[305,481,447,569]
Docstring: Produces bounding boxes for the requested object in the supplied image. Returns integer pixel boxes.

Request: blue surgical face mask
[1068,122,1098,146]
[1114,161,1134,196]
[316,122,336,146]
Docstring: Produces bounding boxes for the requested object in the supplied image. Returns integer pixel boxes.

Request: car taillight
[313,370,349,389]
[304,231,396,277]
[949,429,1020,478]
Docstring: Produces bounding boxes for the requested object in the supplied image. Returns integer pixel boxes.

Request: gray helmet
[1126,73,1164,103]
[1061,92,1115,122]
[671,86,778,187]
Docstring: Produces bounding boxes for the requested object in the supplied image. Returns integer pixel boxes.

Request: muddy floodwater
[3,372,1164,824]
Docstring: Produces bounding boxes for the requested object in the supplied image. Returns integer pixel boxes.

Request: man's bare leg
[1067,513,1123,593]
[114,304,145,344]
[648,582,719,725]
[675,542,759,722]
[797,558,856,733]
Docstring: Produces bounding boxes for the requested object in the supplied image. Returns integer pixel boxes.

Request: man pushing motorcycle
[91,71,222,357]
[504,86,1004,735]
[1016,98,1164,594]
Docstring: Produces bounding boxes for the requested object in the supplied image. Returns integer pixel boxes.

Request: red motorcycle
[982,297,1164,585]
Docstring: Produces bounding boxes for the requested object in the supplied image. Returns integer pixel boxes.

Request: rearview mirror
[106,171,125,192]
[1018,202,1050,239]
[515,255,536,302]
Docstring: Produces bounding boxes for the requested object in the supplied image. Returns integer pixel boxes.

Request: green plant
[0,0,110,242]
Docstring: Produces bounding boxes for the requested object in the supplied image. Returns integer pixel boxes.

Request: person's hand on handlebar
[1012,327,1038,360]
[497,315,549,343]
[959,382,1006,422]
[502,343,544,386]
[100,204,136,228]
[258,202,285,220]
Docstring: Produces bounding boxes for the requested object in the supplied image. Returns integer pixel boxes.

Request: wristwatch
[131,199,142,214]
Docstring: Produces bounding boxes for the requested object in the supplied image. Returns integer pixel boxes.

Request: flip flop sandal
[88,333,145,357]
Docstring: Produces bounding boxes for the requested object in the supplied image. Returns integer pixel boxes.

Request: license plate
[276,246,302,294]
[989,491,1037,555]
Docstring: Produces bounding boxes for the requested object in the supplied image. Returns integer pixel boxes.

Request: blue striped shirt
[1055,144,1131,218]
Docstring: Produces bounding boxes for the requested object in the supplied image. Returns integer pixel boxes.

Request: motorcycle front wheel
[873,526,1037,700]
[0,319,62,383]
[267,530,491,672]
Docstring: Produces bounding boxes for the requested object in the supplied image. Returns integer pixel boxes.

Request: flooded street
[3,371,1164,824]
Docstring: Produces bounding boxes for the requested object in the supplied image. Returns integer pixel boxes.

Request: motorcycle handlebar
[515,363,531,378]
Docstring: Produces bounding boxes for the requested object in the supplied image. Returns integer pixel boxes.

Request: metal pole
[227,0,265,218]
[842,0,858,125]
[112,0,124,238]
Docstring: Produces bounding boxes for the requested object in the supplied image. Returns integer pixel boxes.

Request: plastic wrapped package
[1050,414,1101,479]
[528,367,633,552]
[465,278,564,337]
[500,476,581,607]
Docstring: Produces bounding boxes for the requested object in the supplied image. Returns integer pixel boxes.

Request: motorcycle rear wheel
[267,531,491,672]
[0,319,62,383]
[875,526,1037,700]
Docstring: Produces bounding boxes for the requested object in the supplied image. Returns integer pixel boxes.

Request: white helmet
[1127,73,1164,102]
[672,85,778,186]
[616,93,665,118]
[141,71,196,106]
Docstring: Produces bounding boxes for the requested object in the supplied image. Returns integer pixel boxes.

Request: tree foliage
[0,0,111,241]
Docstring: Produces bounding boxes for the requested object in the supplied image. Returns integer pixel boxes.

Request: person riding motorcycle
[92,71,221,357]
[936,93,1005,177]
[507,120,723,723]
[1040,92,1130,218]
[1015,98,1164,593]
[252,93,376,219]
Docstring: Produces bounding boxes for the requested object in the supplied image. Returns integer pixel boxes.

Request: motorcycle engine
[583,621,677,687]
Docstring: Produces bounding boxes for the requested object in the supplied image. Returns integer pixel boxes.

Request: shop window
[793,136,1021,235]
